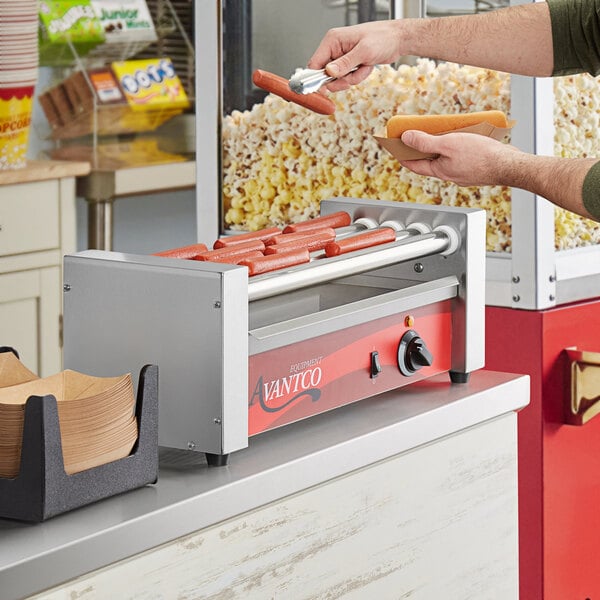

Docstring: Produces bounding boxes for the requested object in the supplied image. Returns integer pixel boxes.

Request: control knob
[397,330,433,376]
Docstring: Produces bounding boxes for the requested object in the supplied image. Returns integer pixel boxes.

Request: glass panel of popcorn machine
[221,0,520,254]
[554,75,600,250]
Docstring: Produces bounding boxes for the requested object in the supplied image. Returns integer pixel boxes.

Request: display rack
[0,362,158,523]
[34,0,195,170]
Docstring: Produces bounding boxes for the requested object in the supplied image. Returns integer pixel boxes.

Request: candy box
[39,0,105,66]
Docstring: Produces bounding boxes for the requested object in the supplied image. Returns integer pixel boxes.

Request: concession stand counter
[193,1,600,599]
[0,370,528,599]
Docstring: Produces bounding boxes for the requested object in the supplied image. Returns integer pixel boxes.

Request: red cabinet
[486,300,600,600]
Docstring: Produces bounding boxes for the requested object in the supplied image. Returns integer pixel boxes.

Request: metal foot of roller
[205,453,229,467]
[449,371,470,384]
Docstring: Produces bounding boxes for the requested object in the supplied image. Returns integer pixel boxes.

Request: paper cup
[0,85,34,170]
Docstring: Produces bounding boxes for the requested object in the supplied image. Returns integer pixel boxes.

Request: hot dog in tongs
[252,69,336,116]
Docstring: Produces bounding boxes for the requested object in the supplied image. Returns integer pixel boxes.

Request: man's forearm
[498,152,598,220]
[397,2,554,76]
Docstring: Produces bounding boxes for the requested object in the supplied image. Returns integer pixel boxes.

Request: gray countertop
[0,369,529,600]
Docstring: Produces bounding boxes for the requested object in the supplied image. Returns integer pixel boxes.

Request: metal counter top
[0,370,529,599]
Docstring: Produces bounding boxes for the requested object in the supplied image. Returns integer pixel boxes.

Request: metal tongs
[289,66,359,95]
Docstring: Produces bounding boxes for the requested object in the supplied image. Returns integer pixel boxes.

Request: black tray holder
[0,364,158,522]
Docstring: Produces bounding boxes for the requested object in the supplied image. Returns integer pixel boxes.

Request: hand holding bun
[398,129,521,188]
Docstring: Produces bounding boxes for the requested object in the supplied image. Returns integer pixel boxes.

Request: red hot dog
[264,228,336,254]
[252,69,336,116]
[153,243,208,259]
[283,211,351,234]
[325,228,397,257]
[195,240,265,261]
[213,227,282,249]
[239,248,310,276]
[207,250,265,265]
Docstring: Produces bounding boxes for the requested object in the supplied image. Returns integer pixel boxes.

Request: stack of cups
[0,1,38,170]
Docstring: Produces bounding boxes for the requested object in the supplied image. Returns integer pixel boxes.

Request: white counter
[0,369,529,599]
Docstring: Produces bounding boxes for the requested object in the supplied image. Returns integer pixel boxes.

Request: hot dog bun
[386,110,509,139]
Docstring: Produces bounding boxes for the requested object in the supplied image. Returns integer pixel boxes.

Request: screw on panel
[414,263,424,273]
[213,418,222,425]
[549,295,555,302]
[512,276,520,284]
[187,442,196,450]
[512,295,520,303]
[63,284,71,292]
[214,301,222,308]
[549,275,556,282]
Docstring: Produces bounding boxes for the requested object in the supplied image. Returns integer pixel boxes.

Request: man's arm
[501,154,599,221]
[308,2,554,90]
[398,131,599,221]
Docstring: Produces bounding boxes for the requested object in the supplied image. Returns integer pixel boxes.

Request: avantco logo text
[250,357,323,412]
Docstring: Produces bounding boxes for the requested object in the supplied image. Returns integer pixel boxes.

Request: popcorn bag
[0,0,38,169]
[0,86,35,170]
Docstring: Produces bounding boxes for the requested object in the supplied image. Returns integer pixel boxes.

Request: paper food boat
[0,352,136,477]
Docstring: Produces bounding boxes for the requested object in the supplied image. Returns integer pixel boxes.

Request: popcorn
[222,59,599,252]
[554,74,600,250]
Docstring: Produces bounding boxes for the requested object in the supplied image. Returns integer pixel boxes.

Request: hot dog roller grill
[63,198,485,465]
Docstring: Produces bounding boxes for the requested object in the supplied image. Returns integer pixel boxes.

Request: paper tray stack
[0,348,158,522]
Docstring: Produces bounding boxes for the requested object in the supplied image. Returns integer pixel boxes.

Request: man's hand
[399,130,599,221]
[306,2,553,93]
[398,131,519,187]
[307,21,403,91]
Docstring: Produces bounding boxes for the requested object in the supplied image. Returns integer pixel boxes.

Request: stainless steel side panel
[63,251,248,455]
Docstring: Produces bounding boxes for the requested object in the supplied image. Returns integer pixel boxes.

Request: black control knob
[397,330,434,376]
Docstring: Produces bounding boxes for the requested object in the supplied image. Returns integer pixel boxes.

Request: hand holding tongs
[289,66,359,95]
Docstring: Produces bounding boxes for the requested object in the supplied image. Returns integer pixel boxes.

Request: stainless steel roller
[248,229,454,301]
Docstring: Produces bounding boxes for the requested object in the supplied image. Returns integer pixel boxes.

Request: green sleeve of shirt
[547,0,600,76]
[583,161,600,220]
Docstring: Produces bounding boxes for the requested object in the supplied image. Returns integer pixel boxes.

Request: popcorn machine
[193,1,600,598]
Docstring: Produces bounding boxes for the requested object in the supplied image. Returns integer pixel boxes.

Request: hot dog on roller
[153,243,208,259]
[205,250,265,265]
[264,228,336,254]
[194,240,266,262]
[283,211,351,234]
[386,110,509,138]
[325,227,397,257]
[213,227,282,249]
[239,248,310,276]
[252,69,336,116]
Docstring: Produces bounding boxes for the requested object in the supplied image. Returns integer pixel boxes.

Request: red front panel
[248,300,452,436]
[487,299,600,600]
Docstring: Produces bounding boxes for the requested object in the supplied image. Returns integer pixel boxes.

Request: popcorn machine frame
[194,0,600,311]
